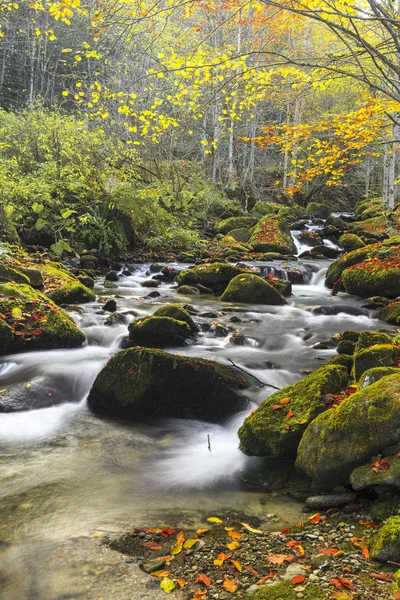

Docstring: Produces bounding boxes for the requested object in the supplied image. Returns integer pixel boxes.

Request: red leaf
[292,575,305,585]
[161,528,176,537]
[196,574,211,587]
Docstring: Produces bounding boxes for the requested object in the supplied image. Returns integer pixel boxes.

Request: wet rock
[214,216,258,235]
[87,346,249,421]
[296,374,400,490]
[104,312,126,326]
[122,269,133,276]
[305,494,357,510]
[312,305,368,317]
[270,278,292,297]
[78,274,95,289]
[0,375,73,412]
[311,245,341,259]
[339,234,365,251]
[141,279,160,288]
[353,344,400,380]
[250,216,297,255]
[298,231,323,247]
[104,281,117,289]
[325,215,349,231]
[176,263,251,290]
[161,266,179,280]
[361,296,389,309]
[146,291,160,298]
[105,270,119,282]
[238,364,348,458]
[79,254,98,270]
[306,202,330,219]
[128,316,191,347]
[359,366,400,389]
[379,301,400,324]
[153,303,198,333]
[149,263,163,273]
[103,299,117,313]
[220,274,286,306]
[177,285,200,295]
[336,339,356,355]
[370,516,400,562]
[38,261,95,305]
[350,454,400,492]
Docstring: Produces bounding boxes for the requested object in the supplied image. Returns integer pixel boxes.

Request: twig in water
[207,434,211,452]
[227,358,281,390]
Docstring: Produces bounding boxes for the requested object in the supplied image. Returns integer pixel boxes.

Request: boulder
[350,455,400,492]
[269,278,292,297]
[176,262,250,290]
[214,216,257,235]
[153,303,198,333]
[177,285,200,295]
[37,261,96,305]
[250,216,297,254]
[379,302,400,324]
[220,274,286,306]
[87,347,248,421]
[355,330,393,352]
[306,202,330,219]
[296,375,400,489]
[226,228,252,243]
[105,270,119,282]
[252,201,282,216]
[342,247,400,298]
[103,299,117,313]
[128,315,191,347]
[238,364,348,458]
[362,296,389,310]
[311,245,341,259]
[325,214,348,230]
[336,339,356,355]
[339,233,365,251]
[298,231,323,247]
[353,344,400,380]
[359,367,400,389]
[141,279,160,288]
[312,305,368,317]
[370,517,400,563]
[0,283,85,354]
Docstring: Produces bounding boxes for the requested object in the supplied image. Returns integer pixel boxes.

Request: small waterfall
[310,267,328,287]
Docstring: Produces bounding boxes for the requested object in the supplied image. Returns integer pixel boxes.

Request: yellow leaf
[183,538,198,549]
[196,528,210,536]
[207,517,223,524]
[226,541,240,551]
[12,307,22,318]
[231,559,242,572]
[62,91,69,97]
[241,522,263,534]
[150,570,170,578]
[0,389,7,393]
[160,577,175,593]
[89,531,102,538]
[170,542,182,555]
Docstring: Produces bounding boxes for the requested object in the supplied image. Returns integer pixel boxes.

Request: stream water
[0,238,392,599]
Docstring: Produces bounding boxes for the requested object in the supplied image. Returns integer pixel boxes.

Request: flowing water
[0,240,392,598]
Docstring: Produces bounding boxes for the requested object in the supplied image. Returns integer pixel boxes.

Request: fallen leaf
[370,572,394,582]
[292,575,306,585]
[271,404,284,410]
[192,592,208,599]
[280,528,289,535]
[231,559,242,572]
[285,409,294,419]
[226,540,240,551]
[160,577,175,593]
[228,531,241,540]
[183,538,199,549]
[176,530,185,544]
[196,574,211,587]
[395,592,400,600]
[222,577,238,592]
[141,541,163,551]
[267,554,296,566]
[176,577,185,588]
[196,528,210,536]
[161,528,175,537]
[370,458,391,473]
[151,570,171,577]
[245,565,259,576]
[257,570,276,584]
[207,517,223,523]
[308,512,322,524]
[241,522,263,534]
[330,577,355,591]
[359,520,378,529]
[12,307,22,318]
[350,536,365,549]
[318,548,338,555]
[89,531,103,538]
[362,546,370,559]
[0,389,6,393]
[331,593,354,600]
[280,397,291,404]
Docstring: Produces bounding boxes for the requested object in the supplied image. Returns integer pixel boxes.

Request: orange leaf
[231,559,242,572]
[330,577,355,590]
[228,531,241,540]
[176,530,185,544]
[286,409,294,419]
[176,577,185,588]
[359,520,378,529]
[280,397,291,404]
[318,548,338,555]
[245,565,259,577]
[256,570,276,584]
[241,522,263,534]
[362,546,370,559]
[161,528,175,537]
[280,528,289,535]
[222,577,237,593]
[193,591,208,599]
[226,540,240,551]
[395,592,400,599]
[271,404,284,410]
[308,512,321,524]
[267,554,296,566]
[370,572,394,582]
[292,575,306,585]
[196,528,210,536]
[196,574,211,587]
[141,541,162,551]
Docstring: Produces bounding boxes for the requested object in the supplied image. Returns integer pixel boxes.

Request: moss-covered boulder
[37,261,95,305]
[226,228,252,243]
[252,201,282,216]
[153,303,198,333]
[355,330,393,352]
[105,270,119,282]
[238,364,348,458]
[379,302,400,324]
[250,216,297,254]
[339,233,365,251]
[353,344,400,380]
[269,278,292,297]
[128,316,191,347]
[0,283,85,354]
[296,375,400,489]
[370,516,400,562]
[177,285,200,295]
[176,262,250,291]
[215,216,257,235]
[306,202,330,219]
[350,454,400,492]
[174,270,200,286]
[336,339,356,355]
[360,366,400,389]
[298,231,323,247]
[87,347,248,421]
[220,274,286,306]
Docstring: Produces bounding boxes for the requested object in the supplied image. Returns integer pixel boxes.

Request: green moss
[337,340,356,355]
[177,284,199,295]
[342,261,400,298]
[306,202,330,218]
[220,273,286,306]
[379,302,400,324]
[325,245,375,288]
[226,227,251,242]
[356,330,393,352]
[37,261,95,305]
[175,270,200,286]
[87,346,248,421]
[247,581,323,600]
[0,282,85,353]
[326,354,353,374]
[0,318,13,353]
[238,364,348,458]
[270,278,292,297]
[128,316,190,347]
[153,303,197,333]
[105,270,119,282]
[370,497,400,523]
[360,366,400,389]
[296,374,400,489]
[370,516,400,562]
[215,216,257,235]
[188,262,250,288]
[353,344,400,380]
[250,216,297,254]
[342,330,361,342]
[339,233,366,251]
[0,262,30,285]
[252,201,282,216]
[351,454,400,491]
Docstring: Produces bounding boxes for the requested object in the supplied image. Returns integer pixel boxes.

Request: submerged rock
[87,347,248,421]
[0,282,85,354]
[296,374,400,489]
[220,273,286,305]
[238,364,348,458]
[128,316,191,347]
[305,493,356,510]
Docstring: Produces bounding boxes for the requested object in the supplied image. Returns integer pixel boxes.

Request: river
[0,242,390,599]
